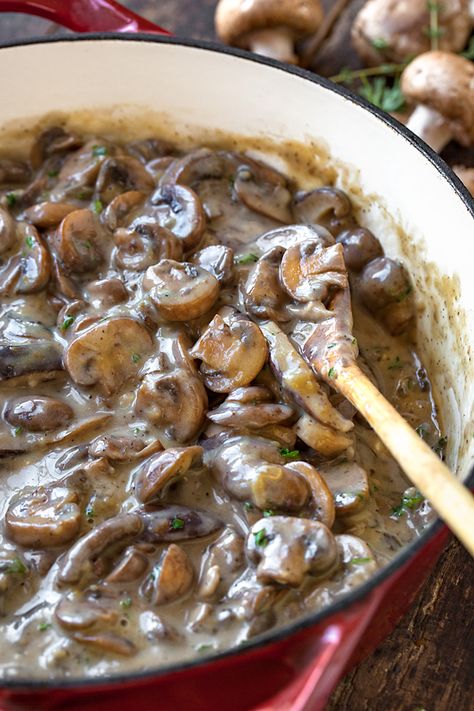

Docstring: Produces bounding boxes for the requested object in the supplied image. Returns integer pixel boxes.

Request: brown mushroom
[0,342,63,383]
[139,505,222,542]
[284,461,335,528]
[336,227,383,272]
[246,516,339,586]
[102,190,146,231]
[30,126,82,169]
[0,224,51,295]
[65,317,153,395]
[357,256,415,335]
[3,396,73,433]
[0,207,16,254]
[190,309,267,392]
[401,51,474,151]
[88,433,162,462]
[58,513,143,586]
[243,246,290,321]
[215,0,324,64]
[352,0,471,66]
[295,413,353,457]
[134,445,203,503]
[55,208,105,274]
[293,187,354,236]
[84,277,128,309]
[22,201,77,229]
[320,461,370,517]
[105,546,149,583]
[207,390,293,429]
[149,184,206,251]
[280,240,348,303]
[192,244,234,284]
[95,156,154,204]
[198,528,245,599]
[141,544,194,605]
[50,139,112,201]
[5,485,82,548]
[0,158,30,186]
[143,260,219,321]
[256,224,334,253]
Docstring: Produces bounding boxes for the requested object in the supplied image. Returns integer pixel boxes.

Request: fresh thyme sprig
[426,1,444,50]
[329,62,408,84]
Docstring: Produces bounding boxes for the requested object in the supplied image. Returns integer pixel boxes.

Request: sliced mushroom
[55,209,105,274]
[320,462,370,517]
[95,156,154,204]
[280,240,348,303]
[5,485,81,548]
[284,461,335,528]
[255,223,334,254]
[143,260,219,321]
[3,396,73,433]
[296,414,353,457]
[198,527,245,600]
[0,207,16,254]
[357,257,415,335]
[139,505,222,542]
[243,246,290,321]
[51,140,112,200]
[0,158,30,185]
[141,544,194,605]
[65,317,153,395]
[259,321,352,433]
[336,227,383,272]
[134,446,203,503]
[22,201,77,229]
[0,224,51,295]
[58,513,143,586]
[0,549,29,613]
[293,187,354,236]
[135,368,207,443]
[246,516,339,587]
[149,184,206,251]
[207,392,293,428]
[30,126,82,169]
[73,630,136,656]
[0,342,63,383]
[192,244,234,284]
[126,137,173,163]
[233,160,292,223]
[190,310,267,392]
[105,546,149,583]
[50,413,113,446]
[88,433,159,462]
[84,277,128,309]
[205,435,310,511]
[102,190,146,231]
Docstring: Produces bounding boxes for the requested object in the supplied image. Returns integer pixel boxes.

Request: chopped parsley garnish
[328,367,337,379]
[253,529,269,547]
[350,557,373,565]
[243,501,254,511]
[4,558,27,575]
[392,490,423,518]
[92,199,103,214]
[392,285,412,302]
[120,597,132,609]
[416,423,430,440]
[234,253,259,265]
[327,343,337,349]
[85,503,95,521]
[83,240,92,249]
[6,192,16,207]
[13,426,23,437]
[279,448,299,460]
[263,509,275,517]
[371,38,389,49]
[388,356,403,370]
[131,352,141,364]
[25,235,34,248]
[170,516,185,530]
[92,145,108,157]
[432,435,448,459]
[196,644,213,653]
[47,169,59,178]
[38,622,52,632]
[133,426,145,436]
[60,315,75,331]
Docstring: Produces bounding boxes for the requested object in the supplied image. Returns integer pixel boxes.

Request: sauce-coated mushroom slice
[58,513,144,586]
[113,224,182,271]
[255,224,334,254]
[0,342,63,382]
[3,396,73,432]
[246,517,339,587]
[95,156,154,204]
[30,126,81,169]
[135,369,207,443]
[134,446,203,503]
[190,311,267,392]
[5,485,81,548]
[0,225,51,295]
[149,184,206,251]
[192,244,234,284]
[295,414,353,457]
[205,435,310,511]
[140,505,222,542]
[284,461,335,528]
[51,139,112,199]
[207,393,293,429]
[103,190,146,231]
[22,201,77,229]
[260,321,352,433]
[143,260,219,321]
[280,241,348,303]
[320,462,370,517]
[357,257,415,335]
[105,546,149,583]
[65,317,153,395]
[198,528,245,599]
[85,277,128,309]
[336,227,383,272]
[0,158,30,185]
[141,544,194,606]
[233,160,292,223]
[243,247,290,321]
[0,207,16,254]
[293,187,354,236]
[55,209,105,274]
[89,434,162,463]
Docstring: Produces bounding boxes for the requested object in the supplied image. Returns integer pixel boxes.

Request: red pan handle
[0,0,169,34]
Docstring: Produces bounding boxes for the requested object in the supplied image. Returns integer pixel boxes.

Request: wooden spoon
[292,247,474,557]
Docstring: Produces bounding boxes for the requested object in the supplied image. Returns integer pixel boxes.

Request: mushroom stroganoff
[0,128,444,678]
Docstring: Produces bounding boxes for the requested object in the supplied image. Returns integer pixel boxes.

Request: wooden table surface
[0,2,473,710]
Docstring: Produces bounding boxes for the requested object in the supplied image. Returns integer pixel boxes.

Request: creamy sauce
[0,129,443,680]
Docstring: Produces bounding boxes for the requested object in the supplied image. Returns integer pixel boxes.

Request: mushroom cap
[352,0,471,66]
[216,0,323,46]
[401,51,474,146]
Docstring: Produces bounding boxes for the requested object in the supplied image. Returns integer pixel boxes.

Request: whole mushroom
[352,0,471,66]
[401,51,474,152]
[215,0,324,64]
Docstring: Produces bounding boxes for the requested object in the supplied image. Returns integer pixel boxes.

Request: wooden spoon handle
[336,362,474,557]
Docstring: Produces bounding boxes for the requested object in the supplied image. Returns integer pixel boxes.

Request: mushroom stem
[247,27,298,63]
[406,104,453,152]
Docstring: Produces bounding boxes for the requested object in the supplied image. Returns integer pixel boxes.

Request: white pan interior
[0,37,472,481]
